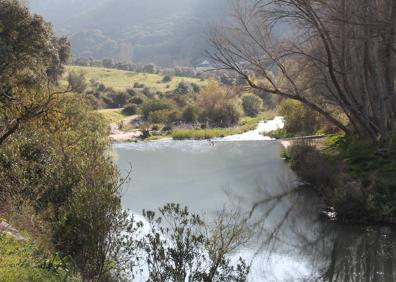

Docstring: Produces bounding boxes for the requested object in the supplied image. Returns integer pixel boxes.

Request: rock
[319,207,337,221]
[0,221,25,241]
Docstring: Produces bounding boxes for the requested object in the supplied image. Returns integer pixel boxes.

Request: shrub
[143,87,155,98]
[143,64,156,74]
[122,103,138,115]
[126,88,137,96]
[278,99,325,136]
[191,83,201,93]
[182,106,199,123]
[133,82,145,88]
[162,75,172,83]
[148,109,179,124]
[242,94,263,117]
[174,81,192,95]
[197,82,241,127]
[201,103,241,128]
[130,97,143,105]
[141,100,175,119]
[107,91,130,108]
[67,71,87,94]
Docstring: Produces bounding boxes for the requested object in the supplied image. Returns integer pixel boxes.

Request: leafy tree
[122,103,138,115]
[0,0,71,145]
[67,71,87,94]
[210,0,396,144]
[242,94,263,117]
[198,82,241,127]
[162,75,173,83]
[102,58,114,68]
[141,99,175,119]
[182,106,199,123]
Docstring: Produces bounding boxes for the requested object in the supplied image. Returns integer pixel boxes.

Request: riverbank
[281,134,396,224]
[107,111,279,142]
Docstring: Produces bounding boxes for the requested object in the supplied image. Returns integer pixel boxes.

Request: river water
[114,118,396,281]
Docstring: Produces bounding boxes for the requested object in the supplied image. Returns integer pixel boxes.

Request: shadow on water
[240,185,396,282]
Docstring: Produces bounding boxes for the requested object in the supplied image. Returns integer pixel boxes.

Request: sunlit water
[114,118,396,281]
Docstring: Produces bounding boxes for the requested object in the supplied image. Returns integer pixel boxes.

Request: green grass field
[65,66,206,92]
[97,108,129,124]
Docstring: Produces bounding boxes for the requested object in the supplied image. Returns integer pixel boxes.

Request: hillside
[65,65,206,92]
[29,0,228,66]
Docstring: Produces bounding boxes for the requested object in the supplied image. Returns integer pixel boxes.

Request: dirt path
[109,115,143,142]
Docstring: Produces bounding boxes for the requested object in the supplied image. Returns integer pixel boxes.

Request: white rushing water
[219,116,284,141]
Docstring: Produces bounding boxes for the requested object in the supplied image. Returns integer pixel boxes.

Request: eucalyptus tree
[209,0,396,144]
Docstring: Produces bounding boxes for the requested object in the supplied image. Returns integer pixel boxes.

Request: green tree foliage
[278,99,325,136]
[122,103,138,115]
[174,81,192,95]
[141,99,175,119]
[182,106,199,123]
[162,75,172,83]
[67,71,87,94]
[0,0,71,145]
[242,94,263,117]
[198,82,241,127]
[0,94,122,281]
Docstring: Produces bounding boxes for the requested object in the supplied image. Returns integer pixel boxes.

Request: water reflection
[243,186,396,282]
[114,140,396,281]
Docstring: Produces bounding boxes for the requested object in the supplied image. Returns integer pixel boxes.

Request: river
[114,118,396,281]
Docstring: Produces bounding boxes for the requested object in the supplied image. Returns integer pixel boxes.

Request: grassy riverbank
[171,112,276,140]
[283,134,396,223]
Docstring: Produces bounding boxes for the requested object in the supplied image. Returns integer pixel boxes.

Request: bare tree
[208,0,396,144]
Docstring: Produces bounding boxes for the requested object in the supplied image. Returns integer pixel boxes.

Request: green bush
[131,96,143,105]
[122,103,138,115]
[182,106,199,123]
[174,81,192,95]
[242,94,263,117]
[148,109,179,124]
[0,235,80,282]
[0,95,122,281]
[162,75,172,83]
[201,103,241,128]
[278,99,326,136]
[142,99,175,119]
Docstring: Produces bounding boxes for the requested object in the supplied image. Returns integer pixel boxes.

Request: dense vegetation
[64,64,272,141]
[210,0,396,222]
[0,2,251,280]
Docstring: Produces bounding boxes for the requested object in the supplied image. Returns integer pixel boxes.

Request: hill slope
[29,0,228,66]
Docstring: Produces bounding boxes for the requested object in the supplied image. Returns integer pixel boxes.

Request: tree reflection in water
[230,181,396,281]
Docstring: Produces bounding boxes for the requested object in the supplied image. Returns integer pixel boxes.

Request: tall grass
[172,111,277,140]
[172,124,257,140]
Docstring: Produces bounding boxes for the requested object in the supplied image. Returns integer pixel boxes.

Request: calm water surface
[114,127,396,281]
